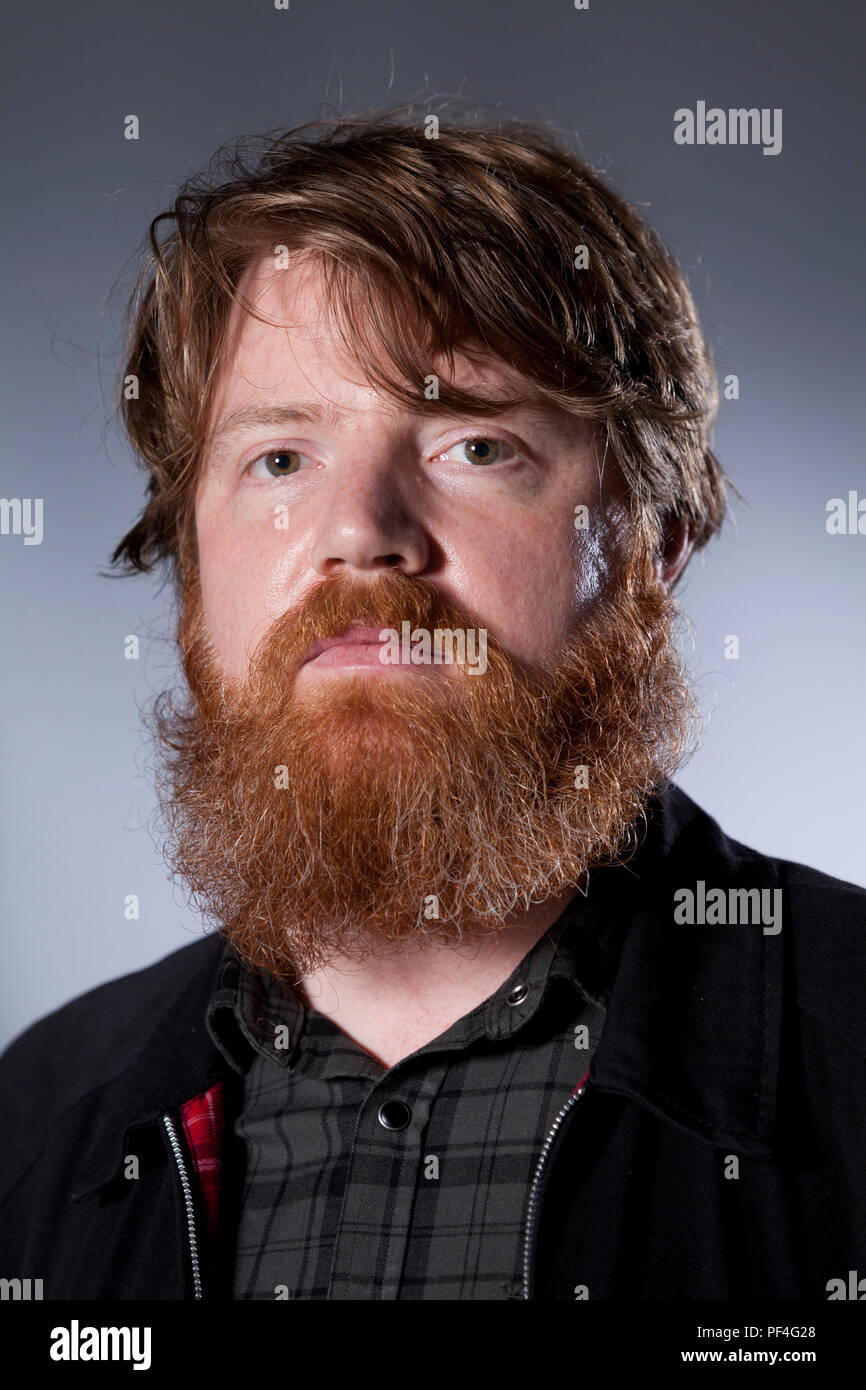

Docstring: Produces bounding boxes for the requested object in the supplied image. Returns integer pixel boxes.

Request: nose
[308,455,430,578]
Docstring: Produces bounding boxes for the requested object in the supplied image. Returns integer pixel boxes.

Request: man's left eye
[437,438,515,467]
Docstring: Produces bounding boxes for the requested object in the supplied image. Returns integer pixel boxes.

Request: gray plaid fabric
[207,890,619,1300]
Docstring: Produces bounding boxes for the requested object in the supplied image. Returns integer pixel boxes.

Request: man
[1,109,864,1302]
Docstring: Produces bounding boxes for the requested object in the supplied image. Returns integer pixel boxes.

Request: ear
[654,514,694,591]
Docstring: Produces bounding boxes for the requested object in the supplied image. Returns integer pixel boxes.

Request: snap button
[506,982,529,1006]
[378,1100,412,1131]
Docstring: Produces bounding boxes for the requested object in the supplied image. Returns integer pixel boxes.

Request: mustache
[245,569,493,677]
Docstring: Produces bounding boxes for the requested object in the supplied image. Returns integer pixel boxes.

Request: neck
[293,882,584,1070]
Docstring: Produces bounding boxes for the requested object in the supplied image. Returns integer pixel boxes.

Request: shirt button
[378,1100,412,1131]
[506,982,529,1006]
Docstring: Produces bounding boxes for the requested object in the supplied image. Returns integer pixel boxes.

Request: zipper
[521,1080,587,1300]
[162,1113,203,1300]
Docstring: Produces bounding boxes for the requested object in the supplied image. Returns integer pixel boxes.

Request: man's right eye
[248,450,304,479]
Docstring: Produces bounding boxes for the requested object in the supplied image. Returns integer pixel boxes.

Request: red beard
[150,533,699,981]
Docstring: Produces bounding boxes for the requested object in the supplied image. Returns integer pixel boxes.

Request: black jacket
[2,783,865,1300]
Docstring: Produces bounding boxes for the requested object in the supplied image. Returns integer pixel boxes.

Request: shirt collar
[206,889,614,1076]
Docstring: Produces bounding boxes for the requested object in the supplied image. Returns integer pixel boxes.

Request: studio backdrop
[1,0,863,1049]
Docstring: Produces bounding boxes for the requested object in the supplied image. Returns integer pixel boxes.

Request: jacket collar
[72,781,785,1198]
[71,935,229,1200]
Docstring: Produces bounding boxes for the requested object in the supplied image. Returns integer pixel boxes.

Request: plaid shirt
[206,890,619,1300]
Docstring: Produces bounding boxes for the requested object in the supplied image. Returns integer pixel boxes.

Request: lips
[300,624,387,666]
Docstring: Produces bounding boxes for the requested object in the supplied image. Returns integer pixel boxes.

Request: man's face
[194,253,628,687]
[156,251,697,981]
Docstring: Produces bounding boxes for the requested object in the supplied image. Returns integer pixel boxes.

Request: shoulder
[663,783,866,1050]
[775,855,866,1053]
[0,933,225,1130]
[661,782,866,911]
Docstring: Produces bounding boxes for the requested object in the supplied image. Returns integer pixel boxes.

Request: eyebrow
[206,392,588,458]
[209,401,349,444]
[208,384,557,437]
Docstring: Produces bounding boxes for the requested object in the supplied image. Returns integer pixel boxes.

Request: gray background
[1,0,863,1050]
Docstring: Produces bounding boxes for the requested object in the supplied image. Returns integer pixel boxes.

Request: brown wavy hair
[108,102,731,589]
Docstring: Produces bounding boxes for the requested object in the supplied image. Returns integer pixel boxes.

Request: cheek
[571,530,608,609]
[463,530,576,666]
[569,491,632,611]
[484,513,622,666]
[194,501,277,678]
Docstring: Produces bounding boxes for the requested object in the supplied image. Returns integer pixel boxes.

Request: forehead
[208,250,552,424]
